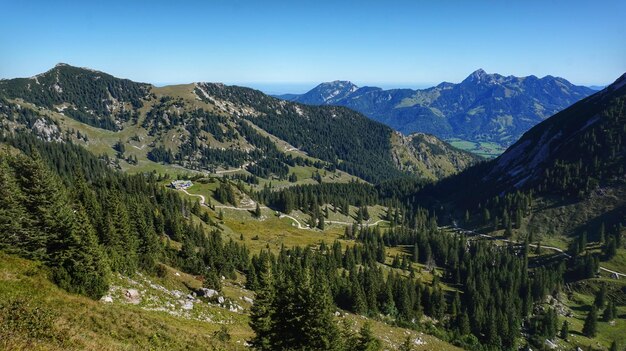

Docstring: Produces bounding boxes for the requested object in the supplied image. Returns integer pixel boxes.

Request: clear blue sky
[1,0,625,93]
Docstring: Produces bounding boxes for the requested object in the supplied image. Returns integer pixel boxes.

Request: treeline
[254,182,380,214]
[0,132,248,298]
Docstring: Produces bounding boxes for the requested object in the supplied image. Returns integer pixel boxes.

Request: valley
[0,64,624,351]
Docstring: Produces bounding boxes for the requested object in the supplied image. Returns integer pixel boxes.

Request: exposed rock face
[124,288,141,304]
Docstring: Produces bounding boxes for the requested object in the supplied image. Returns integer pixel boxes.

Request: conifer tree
[594,285,607,308]
[356,322,381,351]
[318,215,325,230]
[582,306,598,338]
[249,259,275,351]
[559,320,569,341]
[53,204,110,299]
[0,156,30,254]
[603,300,617,322]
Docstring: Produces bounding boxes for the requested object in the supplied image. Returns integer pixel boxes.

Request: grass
[446,138,506,158]
[0,251,462,351]
[602,248,626,274]
[556,278,626,350]
[0,253,248,350]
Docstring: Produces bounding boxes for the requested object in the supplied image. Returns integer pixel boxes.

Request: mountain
[0,63,151,130]
[281,70,595,156]
[1,65,625,351]
[420,72,626,238]
[0,64,479,183]
[283,80,359,105]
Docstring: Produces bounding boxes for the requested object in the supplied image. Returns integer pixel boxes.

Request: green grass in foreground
[0,252,461,351]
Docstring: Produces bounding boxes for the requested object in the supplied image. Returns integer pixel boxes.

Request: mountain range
[0,64,480,183]
[278,70,595,157]
[1,63,625,351]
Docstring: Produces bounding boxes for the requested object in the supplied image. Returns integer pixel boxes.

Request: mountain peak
[472,68,487,76]
[463,69,491,84]
[321,80,357,88]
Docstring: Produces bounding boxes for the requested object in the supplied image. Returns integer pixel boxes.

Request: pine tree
[254,203,262,218]
[458,311,471,335]
[12,152,73,261]
[582,306,598,338]
[356,322,381,351]
[249,259,275,351]
[559,320,569,341]
[53,204,110,299]
[603,300,617,322]
[0,155,31,254]
[318,215,325,230]
[594,285,607,308]
[300,270,339,350]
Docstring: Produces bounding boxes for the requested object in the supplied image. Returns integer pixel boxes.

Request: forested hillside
[1,66,625,351]
[0,132,248,299]
[0,64,479,184]
[0,63,151,130]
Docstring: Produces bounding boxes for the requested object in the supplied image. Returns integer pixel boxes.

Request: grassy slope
[0,253,246,351]
[556,278,626,350]
[0,253,460,351]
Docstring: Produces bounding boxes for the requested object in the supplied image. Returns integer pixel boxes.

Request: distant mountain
[588,85,607,91]
[284,80,359,105]
[420,72,626,237]
[0,64,480,183]
[281,70,595,156]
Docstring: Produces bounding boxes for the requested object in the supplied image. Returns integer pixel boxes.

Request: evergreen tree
[53,205,110,299]
[559,320,569,341]
[300,271,339,350]
[254,203,262,218]
[594,285,607,308]
[0,156,30,254]
[318,215,325,230]
[582,306,598,338]
[249,259,275,351]
[603,300,617,322]
[356,322,381,351]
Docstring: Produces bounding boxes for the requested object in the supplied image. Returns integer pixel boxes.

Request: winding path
[181,188,206,205]
[279,214,309,229]
[179,188,388,230]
